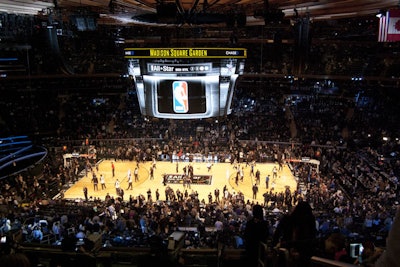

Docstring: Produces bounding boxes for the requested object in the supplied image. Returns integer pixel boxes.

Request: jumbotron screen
[125,48,246,119]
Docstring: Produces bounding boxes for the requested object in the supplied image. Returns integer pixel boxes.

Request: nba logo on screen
[173,81,189,113]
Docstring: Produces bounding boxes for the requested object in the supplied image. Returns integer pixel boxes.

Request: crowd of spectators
[1,11,400,267]
[1,74,399,266]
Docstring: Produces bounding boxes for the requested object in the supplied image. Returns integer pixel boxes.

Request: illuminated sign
[147,63,212,73]
[173,81,189,113]
[125,47,247,59]
[126,48,246,119]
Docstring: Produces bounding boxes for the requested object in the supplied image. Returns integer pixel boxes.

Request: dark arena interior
[1,1,400,267]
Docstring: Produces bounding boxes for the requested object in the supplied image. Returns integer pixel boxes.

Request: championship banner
[163,174,212,185]
[378,9,400,42]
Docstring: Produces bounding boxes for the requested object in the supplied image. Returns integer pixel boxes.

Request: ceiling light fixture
[0,0,53,15]
[376,9,386,18]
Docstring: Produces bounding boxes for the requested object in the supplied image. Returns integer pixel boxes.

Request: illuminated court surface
[63,160,297,204]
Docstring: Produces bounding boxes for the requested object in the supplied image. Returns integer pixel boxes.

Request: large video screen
[125,48,246,119]
[143,75,220,119]
[157,79,206,114]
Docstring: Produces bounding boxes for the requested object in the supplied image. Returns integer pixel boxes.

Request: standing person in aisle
[244,204,269,267]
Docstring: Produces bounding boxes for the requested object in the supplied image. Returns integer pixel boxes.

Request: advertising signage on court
[124,48,247,59]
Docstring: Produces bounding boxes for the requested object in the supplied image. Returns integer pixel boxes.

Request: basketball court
[63,160,297,204]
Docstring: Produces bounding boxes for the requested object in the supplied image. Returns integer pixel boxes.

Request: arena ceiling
[1,0,399,26]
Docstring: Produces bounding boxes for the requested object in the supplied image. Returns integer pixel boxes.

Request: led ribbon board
[124,48,247,59]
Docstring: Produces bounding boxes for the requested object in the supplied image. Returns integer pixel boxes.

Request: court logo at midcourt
[163,174,212,185]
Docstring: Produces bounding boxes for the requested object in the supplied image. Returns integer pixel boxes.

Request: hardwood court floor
[63,160,297,204]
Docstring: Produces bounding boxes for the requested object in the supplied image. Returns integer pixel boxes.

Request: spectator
[244,204,269,267]
[31,226,43,242]
[276,201,317,267]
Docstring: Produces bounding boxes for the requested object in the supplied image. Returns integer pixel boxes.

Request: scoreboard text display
[126,48,246,119]
[124,48,247,59]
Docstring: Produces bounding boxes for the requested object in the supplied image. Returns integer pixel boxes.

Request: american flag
[378,9,400,42]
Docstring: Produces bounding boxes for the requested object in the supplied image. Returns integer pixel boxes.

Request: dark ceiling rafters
[3,0,399,25]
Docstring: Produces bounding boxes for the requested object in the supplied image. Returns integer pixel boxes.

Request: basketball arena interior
[1,1,400,267]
